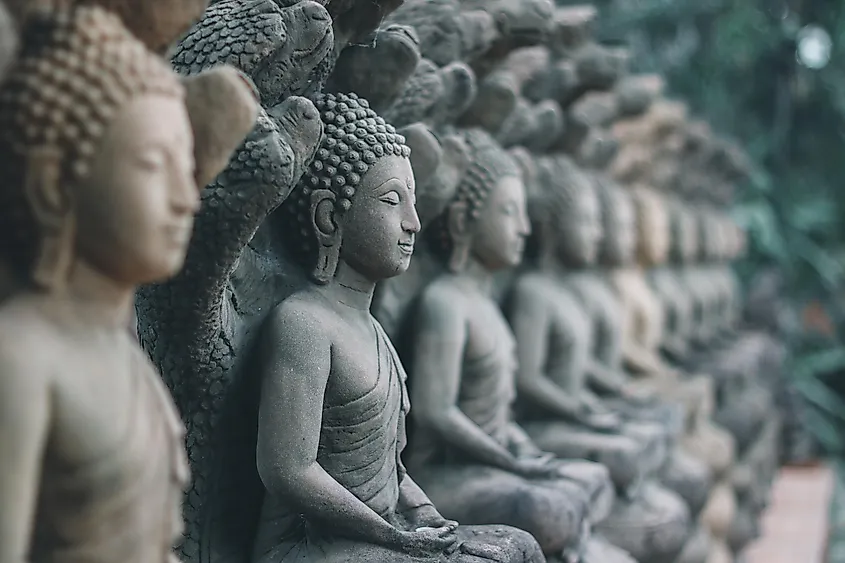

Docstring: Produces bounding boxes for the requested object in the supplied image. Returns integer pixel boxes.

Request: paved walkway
[746,465,833,563]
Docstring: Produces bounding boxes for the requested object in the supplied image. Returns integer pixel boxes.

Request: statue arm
[395,413,438,515]
[255,304,402,548]
[585,360,626,395]
[508,285,585,419]
[505,423,545,458]
[622,315,668,376]
[0,347,50,563]
[623,341,668,375]
[411,287,521,472]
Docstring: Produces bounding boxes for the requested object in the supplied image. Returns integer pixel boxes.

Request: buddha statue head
[429,128,530,273]
[4,0,209,55]
[595,176,636,268]
[694,207,717,262]
[727,219,747,261]
[281,91,419,284]
[530,155,602,269]
[631,185,670,267]
[668,202,699,265]
[0,6,194,292]
[709,212,728,262]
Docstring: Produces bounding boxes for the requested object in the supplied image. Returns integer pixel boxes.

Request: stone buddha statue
[648,197,699,364]
[0,7,239,562]
[251,92,544,563]
[619,187,738,563]
[505,154,693,563]
[405,128,634,563]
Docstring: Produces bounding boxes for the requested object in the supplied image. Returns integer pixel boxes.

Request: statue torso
[411,276,516,463]
[611,268,664,354]
[3,296,188,563]
[649,266,693,343]
[459,282,517,444]
[255,296,408,550]
[513,272,592,398]
[565,271,625,369]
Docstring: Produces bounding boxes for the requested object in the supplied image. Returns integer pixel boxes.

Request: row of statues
[0,1,784,563]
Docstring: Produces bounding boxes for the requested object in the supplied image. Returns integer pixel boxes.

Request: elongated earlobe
[24,147,75,292]
[310,189,342,284]
[446,200,470,273]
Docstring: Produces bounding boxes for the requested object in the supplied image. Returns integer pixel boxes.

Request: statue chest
[36,340,187,562]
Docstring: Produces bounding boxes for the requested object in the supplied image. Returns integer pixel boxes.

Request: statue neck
[44,260,135,331]
[539,252,570,278]
[455,256,495,297]
[322,260,376,312]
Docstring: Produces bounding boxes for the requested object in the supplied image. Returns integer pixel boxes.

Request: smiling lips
[398,240,414,255]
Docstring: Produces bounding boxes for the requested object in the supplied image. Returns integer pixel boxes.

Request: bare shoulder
[264,289,334,351]
[418,274,468,314]
[0,299,57,405]
[415,275,472,331]
[511,272,554,305]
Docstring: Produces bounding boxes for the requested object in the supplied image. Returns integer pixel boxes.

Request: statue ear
[537,214,557,268]
[446,200,471,273]
[309,188,342,284]
[24,147,75,291]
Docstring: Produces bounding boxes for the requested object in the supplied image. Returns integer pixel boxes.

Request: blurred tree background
[555,0,845,553]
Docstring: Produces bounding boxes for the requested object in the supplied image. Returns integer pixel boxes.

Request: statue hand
[584,411,621,433]
[622,384,655,405]
[397,524,458,557]
[513,454,560,478]
[404,504,457,530]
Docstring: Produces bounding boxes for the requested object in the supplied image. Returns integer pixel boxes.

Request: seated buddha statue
[665,205,779,558]
[0,7,249,562]
[251,92,544,563]
[505,154,692,563]
[612,185,738,563]
[404,128,634,563]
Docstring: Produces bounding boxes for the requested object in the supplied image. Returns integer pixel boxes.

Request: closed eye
[379,190,400,205]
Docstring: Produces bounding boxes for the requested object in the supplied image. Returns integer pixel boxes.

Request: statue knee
[508,486,586,555]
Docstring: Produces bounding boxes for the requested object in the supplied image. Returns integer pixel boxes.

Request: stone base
[523,420,655,494]
[674,525,712,563]
[660,448,713,517]
[596,481,691,563]
[714,384,771,455]
[699,480,736,541]
[726,504,761,554]
[681,420,736,479]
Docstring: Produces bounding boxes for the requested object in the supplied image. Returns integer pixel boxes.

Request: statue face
[74,94,197,285]
[680,214,698,262]
[557,188,602,267]
[642,200,670,265]
[469,175,530,271]
[339,155,420,282]
[608,194,636,265]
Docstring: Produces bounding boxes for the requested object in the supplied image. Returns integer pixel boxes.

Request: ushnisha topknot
[282,91,411,268]
[0,5,184,183]
[452,128,521,221]
[0,5,184,279]
[533,155,594,226]
[428,128,521,266]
